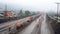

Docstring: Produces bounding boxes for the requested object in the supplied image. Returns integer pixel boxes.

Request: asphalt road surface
[41,15,54,34]
[17,16,40,34]
[0,14,54,34]
[0,15,39,34]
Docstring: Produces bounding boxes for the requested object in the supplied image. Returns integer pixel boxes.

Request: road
[17,14,53,34]
[17,15,41,34]
[0,17,29,31]
[0,16,30,34]
[0,15,38,28]
[0,14,39,26]
[41,15,54,34]
[0,14,40,34]
[0,14,55,34]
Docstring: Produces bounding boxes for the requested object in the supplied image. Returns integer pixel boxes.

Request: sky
[0,0,60,12]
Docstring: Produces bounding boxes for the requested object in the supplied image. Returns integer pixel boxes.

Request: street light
[55,2,60,22]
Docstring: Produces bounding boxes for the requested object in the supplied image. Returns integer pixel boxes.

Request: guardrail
[46,15,55,34]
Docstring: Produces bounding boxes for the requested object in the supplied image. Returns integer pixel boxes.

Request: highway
[47,14,60,34]
[18,16,40,34]
[41,15,51,34]
[0,14,40,34]
[0,15,38,27]
[0,14,55,34]
[17,14,54,34]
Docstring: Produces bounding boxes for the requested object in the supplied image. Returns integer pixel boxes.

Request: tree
[32,12,36,15]
[18,10,23,17]
[25,10,31,16]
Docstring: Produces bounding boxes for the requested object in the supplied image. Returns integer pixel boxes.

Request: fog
[0,0,60,13]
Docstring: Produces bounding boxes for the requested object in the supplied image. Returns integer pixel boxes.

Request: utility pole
[4,4,7,18]
[5,4,7,11]
[56,3,60,22]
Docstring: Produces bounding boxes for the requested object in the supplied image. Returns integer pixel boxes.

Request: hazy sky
[0,0,60,12]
